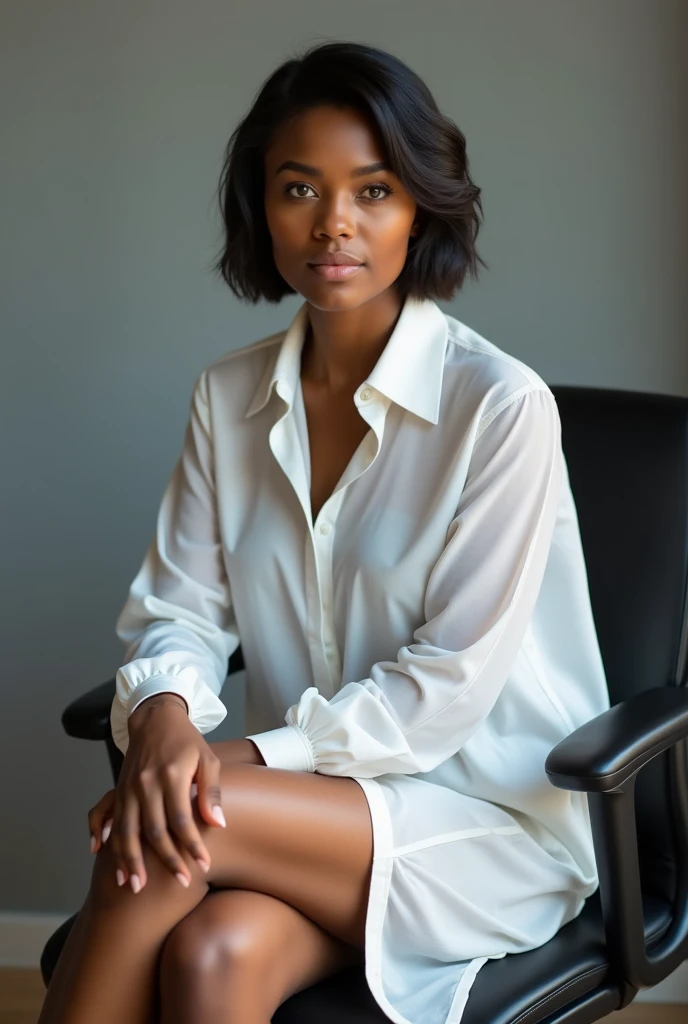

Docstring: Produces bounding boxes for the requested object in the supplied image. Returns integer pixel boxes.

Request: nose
[313,194,355,240]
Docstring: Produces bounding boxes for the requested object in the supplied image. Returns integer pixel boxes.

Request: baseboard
[0,913,71,969]
[1,911,686,1002]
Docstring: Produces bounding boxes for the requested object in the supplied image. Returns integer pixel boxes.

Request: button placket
[306,394,388,693]
[314,492,344,687]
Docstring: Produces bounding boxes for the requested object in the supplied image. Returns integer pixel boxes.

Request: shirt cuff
[126,675,193,718]
[245,724,315,772]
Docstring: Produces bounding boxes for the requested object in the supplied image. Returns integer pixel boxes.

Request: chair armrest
[62,679,116,741]
[545,685,688,993]
[545,686,688,793]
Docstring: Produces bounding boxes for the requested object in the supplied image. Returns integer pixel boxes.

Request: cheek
[372,219,414,263]
[368,204,414,241]
[264,199,300,245]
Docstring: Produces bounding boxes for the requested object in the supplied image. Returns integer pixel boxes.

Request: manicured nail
[212,806,226,827]
[195,858,210,873]
[176,872,190,888]
[90,835,97,854]
[116,869,126,887]
[130,874,141,894]
[102,822,112,844]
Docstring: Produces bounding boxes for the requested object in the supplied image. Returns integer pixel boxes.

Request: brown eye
[361,183,394,200]
[286,183,317,198]
[284,182,394,201]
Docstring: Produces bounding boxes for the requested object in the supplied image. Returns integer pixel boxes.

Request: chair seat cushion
[41,890,671,1023]
[273,890,671,1023]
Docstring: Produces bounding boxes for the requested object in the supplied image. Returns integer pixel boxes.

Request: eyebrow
[274,160,392,178]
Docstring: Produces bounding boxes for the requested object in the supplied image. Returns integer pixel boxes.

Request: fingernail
[102,823,112,844]
[212,806,226,827]
[90,835,97,854]
[176,872,190,888]
[116,869,126,887]
[195,858,210,873]
[130,874,141,894]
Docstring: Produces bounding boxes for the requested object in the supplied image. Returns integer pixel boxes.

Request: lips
[308,262,364,280]
[308,252,364,266]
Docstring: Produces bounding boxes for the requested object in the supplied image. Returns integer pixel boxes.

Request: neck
[301,291,405,393]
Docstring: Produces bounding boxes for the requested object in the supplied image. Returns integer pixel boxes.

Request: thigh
[161,886,364,1011]
[195,763,375,949]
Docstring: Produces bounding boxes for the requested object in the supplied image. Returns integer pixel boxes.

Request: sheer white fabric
[111,295,610,1024]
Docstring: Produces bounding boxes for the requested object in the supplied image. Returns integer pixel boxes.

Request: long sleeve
[247,387,564,777]
[111,368,240,756]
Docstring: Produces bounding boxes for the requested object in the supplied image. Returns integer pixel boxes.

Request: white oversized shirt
[111,294,610,1024]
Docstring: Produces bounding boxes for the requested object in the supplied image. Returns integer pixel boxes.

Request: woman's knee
[88,830,193,911]
[159,893,272,984]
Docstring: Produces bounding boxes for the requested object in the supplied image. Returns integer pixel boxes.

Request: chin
[304,292,369,312]
[297,278,397,313]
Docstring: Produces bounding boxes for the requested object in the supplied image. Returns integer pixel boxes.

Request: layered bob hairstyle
[214,41,487,304]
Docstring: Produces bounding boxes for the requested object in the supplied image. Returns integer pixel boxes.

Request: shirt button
[360,387,372,402]
[319,522,331,535]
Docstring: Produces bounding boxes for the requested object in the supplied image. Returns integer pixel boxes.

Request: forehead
[265,105,385,167]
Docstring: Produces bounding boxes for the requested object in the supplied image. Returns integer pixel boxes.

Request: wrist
[128,694,189,729]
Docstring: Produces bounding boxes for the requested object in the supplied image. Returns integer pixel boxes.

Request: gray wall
[1,0,686,916]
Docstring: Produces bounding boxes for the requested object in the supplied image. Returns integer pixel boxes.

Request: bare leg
[38,763,373,1023]
[38,837,210,1024]
[158,888,362,1024]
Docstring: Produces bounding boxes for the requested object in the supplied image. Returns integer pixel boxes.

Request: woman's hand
[87,739,264,858]
[99,694,227,894]
[88,787,116,855]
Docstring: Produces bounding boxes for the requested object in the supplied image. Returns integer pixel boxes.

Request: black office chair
[41,385,688,1023]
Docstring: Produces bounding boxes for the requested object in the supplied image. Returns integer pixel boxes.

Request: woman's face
[264,104,419,312]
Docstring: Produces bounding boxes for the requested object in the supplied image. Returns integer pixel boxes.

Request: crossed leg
[38,762,374,1024]
[158,887,364,1022]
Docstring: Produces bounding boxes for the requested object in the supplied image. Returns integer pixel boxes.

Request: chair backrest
[550,385,688,902]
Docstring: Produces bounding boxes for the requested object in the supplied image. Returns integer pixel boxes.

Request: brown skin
[40,104,417,1023]
[265,104,420,519]
[86,698,266,888]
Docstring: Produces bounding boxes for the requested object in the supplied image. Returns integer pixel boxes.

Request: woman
[40,40,610,1024]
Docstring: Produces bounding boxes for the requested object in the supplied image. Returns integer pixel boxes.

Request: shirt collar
[245,293,448,425]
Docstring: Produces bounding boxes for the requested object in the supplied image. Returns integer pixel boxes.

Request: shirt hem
[349,776,490,1024]
[349,776,411,1023]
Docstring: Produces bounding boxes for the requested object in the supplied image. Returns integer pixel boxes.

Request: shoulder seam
[476,384,550,440]
[446,323,544,390]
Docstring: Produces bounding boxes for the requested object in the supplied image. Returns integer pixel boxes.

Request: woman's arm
[111,369,240,757]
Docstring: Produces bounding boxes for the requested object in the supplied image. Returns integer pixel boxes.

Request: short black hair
[214,40,487,304]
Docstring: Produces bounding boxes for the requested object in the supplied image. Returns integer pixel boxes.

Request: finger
[89,816,114,855]
[87,790,116,854]
[138,776,195,888]
[195,753,226,831]
[162,766,212,883]
[113,792,144,894]
[109,791,129,887]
